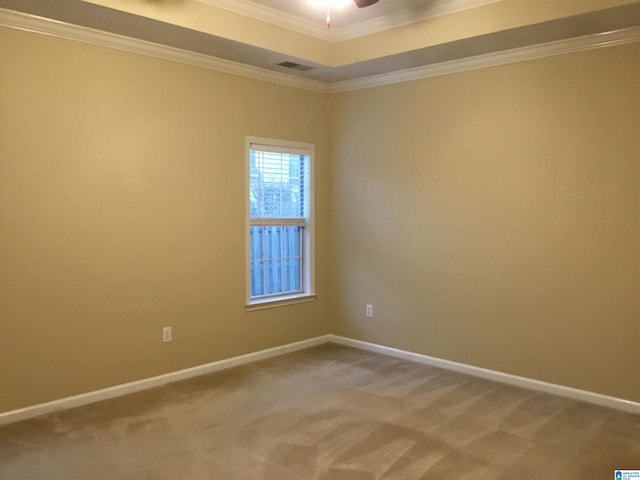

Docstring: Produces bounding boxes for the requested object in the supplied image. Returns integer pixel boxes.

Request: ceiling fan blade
[354,0,379,7]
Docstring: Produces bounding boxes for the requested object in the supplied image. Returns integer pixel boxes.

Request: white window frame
[245,136,315,310]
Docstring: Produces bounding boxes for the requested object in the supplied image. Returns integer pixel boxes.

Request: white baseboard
[0,334,332,426]
[328,335,640,415]
[2,333,638,426]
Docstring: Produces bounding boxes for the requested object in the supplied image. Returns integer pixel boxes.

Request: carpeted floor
[1,343,639,479]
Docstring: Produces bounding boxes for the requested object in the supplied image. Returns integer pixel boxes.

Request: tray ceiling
[1,0,639,85]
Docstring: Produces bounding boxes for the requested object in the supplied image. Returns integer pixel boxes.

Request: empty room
[1,0,640,478]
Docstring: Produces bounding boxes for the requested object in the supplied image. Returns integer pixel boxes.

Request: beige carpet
[1,343,639,479]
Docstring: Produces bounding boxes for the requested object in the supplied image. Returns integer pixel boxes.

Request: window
[246,137,314,307]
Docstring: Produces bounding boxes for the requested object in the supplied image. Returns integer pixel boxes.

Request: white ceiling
[214,0,448,29]
[200,0,501,39]
[246,0,425,22]
[230,0,410,25]
[2,0,640,84]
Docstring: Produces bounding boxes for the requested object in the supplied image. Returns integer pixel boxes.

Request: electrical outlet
[366,304,373,317]
[162,326,172,343]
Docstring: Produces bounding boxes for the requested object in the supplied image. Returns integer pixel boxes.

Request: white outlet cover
[162,327,172,342]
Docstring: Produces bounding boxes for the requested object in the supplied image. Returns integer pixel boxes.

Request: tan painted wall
[0,27,333,412]
[2,24,640,414]
[331,43,640,402]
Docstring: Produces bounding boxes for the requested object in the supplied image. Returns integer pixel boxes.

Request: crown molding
[199,0,503,43]
[0,9,329,93]
[2,8,639,95]
[197,0,333,42]
[329,26,640,93]
[330,0,502,42]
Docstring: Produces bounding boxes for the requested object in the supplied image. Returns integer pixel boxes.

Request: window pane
[250,260,264,297]
[250,150,308,219]
[284,257,301,292]
[265,259,281,295]
[250,227,264,261]
[250,226,302,298]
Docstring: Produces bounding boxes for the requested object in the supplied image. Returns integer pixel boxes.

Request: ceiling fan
[354,0,379,6]
[320,0,379,28]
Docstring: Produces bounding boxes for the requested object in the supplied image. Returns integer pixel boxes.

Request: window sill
[246,294,317,312]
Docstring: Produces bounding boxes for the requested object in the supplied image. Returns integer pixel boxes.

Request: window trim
[245,136,315,309]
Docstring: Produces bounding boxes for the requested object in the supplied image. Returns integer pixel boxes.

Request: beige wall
[331,42,640,402]
[2,24,640,414]
[0,27,333,412]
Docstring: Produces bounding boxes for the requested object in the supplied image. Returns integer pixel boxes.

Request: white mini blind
[249,145,310,220]
[249,142,310,156]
